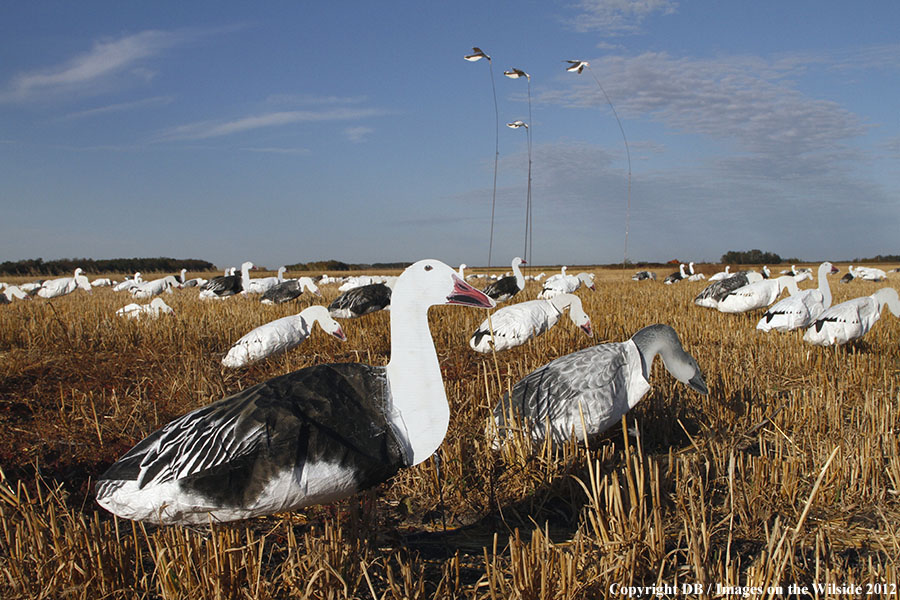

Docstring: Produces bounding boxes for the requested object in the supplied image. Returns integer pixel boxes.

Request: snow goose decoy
[538,270,595,299]
[693,267,768,309]
[631,271,656,281]
[116,297,175,319]
[482,257,526,303]
[492,324,707,448]
[328,281,393,319]
[853,266,888,281]
[200,261,253,299]
[840,266,855,284]
[757,262,837,332]
[261,277,321,305]
[131,275,180,299]
[716,275,801,314]
[708,266,731,282]
[469,293,592,353]
[95,259,495,524]
[246,267,287,294]
[663,264,687,285]
[686,262,706,281]
[222,306,347,368]
[113,273,143,292]
[0,285,30,304]
[803,287,900,346]
[37,268,91,298]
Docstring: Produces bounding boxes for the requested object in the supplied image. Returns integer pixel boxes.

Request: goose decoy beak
[332,326,347,342]
[447,275,495,308]
[581,322,594,337]
[688,371,709,395]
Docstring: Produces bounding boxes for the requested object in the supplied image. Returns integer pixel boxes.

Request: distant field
[1,263,898,598]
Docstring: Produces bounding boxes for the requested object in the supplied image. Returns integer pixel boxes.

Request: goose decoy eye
[424,265,433,271]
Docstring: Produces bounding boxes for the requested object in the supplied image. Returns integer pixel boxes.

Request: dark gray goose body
[328,283,392,318]
[632,270,656,281]
[262,279,304,304]
[493,324,707,448]
[482,256,526,303]
[693,269,767,308]
[202,275,242,297]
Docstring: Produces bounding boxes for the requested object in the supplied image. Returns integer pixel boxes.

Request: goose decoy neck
[874,287,900,317]
[630,324,708,395]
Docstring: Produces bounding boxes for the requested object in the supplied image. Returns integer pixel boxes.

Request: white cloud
[344,126,374,143]
[155,107,389,141]
[567,0,678,34]
[0,30,195,103]
[58,96,174,120]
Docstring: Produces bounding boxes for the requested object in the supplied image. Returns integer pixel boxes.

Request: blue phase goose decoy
[482,257,526,303]
[200,261,253,299]
[469,293,592,353]
[803,287,900,346]
[261,277,321,305]
[492,324,707,447]
[757,262,837,332]
[716,275,800,314]
[663,263,687,285]
[94,260,495,524]
[631,270,656,281]
[328,281,393,319]
[222,305,346,368]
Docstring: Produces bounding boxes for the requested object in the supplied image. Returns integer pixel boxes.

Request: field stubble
[1,265,899,598]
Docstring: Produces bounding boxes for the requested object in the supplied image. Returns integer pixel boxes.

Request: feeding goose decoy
[469,293,592,353]
[95,259,495,524]
[492,324,707,448]
[222,305,346,368]
[803,287,900,346]
[116,297,175,319]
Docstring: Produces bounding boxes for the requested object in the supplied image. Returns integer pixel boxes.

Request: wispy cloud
[57,96,174,120]
[344,126,374,143]
[241,146,311,155]
[0,30,196,103]
[155,107,389,141]
[264,93,368,106]
[566,0,678,34]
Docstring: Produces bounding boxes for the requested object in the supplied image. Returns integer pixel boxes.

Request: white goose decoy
[693,267,769,309]
[131,275,180,299]
[716,275,801,314]
[539,270,595,299]
[179,269,188,284]
[221,306,347,368]
[493,324,707,447]
[464,47,491,62]
[114,273,143,292]
[37,268,92,298]
[469,293,592,353]
[0,285,29,304]
[803,287,900,346]
[757,262,837,332]
[328,281,393,319]
[853,266,888,281]
[663,264,687,285]
[246,267,287,294]
[200,261,253,299]
[565,60,589,74]
[261,277,321,305]
[708,266,731,281]
[686,262,706,281]
[91,278,113,287]
[116,297,175,319]
[94,260,495,524]
[482,257,526,302]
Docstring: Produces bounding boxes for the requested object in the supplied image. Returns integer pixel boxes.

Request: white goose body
[222,306,346,368]
[114,273,143,292]
[469,293,593,353]
[716,276,800,314]
[686,263,706,281]
[246,267,287,294]
[493,324,707,447]
[694,269,767,309]
[757,262,835,332]
[95,260,495,524]
[803,288,900,346]
[0,285,29,304]
[37,268,91,298]
[539,271,595,299]
[708,266,731,281]
[116,297,175,319]
[853,266,888,281]
[132,276,180,299]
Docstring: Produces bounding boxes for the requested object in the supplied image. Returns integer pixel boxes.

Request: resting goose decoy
[482,257,526,303]
[469,293,593,353]
[840,266,855,284]
[200,261,253,299]
[261,277,321,305]
[493,324,707,448]
[246,267,287,294]
[716,275,801,314]
[37,268,92,298]
[114,273,143,292]
[803,287,900,346]
[0,285,30,304]
[631,271,656,281]
[222,306,346,368]
[663,264,687,285]
[693,268,768,309]
[116,297,175,319]
[757,262,837,332]
[329,282,393,319]
[131,275,180,299]
[94,260,495,524]
[686,262,706,281]
[708,266,731,281]
[538,270,595,299]
[91,278,113,287]
[853,266,888,281]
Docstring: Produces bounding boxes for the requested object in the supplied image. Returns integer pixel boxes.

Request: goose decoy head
[632,324,708,395]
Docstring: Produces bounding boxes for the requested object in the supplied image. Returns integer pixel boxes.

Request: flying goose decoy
[565,60,589,74]
[464,47,491,62]
[503,68,530,80]
[95,260,495,524]
[493,324,707,448]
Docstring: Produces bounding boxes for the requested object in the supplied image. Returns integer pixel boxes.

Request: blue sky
[1,1,898,269]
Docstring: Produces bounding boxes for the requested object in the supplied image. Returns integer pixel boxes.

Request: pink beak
[447,275,496,308]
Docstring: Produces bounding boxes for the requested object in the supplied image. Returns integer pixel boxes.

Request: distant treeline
[285,260,413,272]
[0,257,216,277]
[720,249,783,265]
[851,254,900,263]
